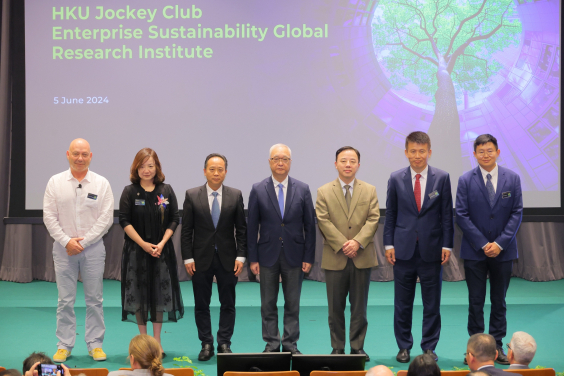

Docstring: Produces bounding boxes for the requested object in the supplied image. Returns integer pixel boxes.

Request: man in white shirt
[465,333,522,376]
[43,138,114,363]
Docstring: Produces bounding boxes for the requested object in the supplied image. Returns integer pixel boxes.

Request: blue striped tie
[486,174,495,207]
[278,183,284,219]
[211,192,220,228]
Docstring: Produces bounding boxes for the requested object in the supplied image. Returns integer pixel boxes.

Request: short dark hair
[473,134,498,151]
[0,370,22,376]
[23,352,52,374]
[467,333,497,362]
[335,146,360,162]
[406,354,440,376]
[405,131,431,149]
[204,153,228,170]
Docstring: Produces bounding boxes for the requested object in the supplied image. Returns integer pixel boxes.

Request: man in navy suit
[384,131,453,363]
[456,134,523,365]
[247,144,316,354]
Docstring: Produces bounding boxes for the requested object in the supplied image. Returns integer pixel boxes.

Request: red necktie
[414,174,421,212]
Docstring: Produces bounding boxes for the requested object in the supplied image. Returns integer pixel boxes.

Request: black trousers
[393,244,442,351]
[192,252,238,346]
[324,258,371,351]
[464,257,513,347]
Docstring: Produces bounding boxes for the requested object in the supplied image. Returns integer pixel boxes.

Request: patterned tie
[486,173,495,207]
[278,183,284,219]
[344,185,351,211]
[211,191,220,228]
[414,174,422,212]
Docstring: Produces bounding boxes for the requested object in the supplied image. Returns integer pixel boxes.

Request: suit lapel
[284,177,296,218]
[403,167,418,213]
[266,177,283,220]
[348,179,362,219]
[472,167,491,205]
[217,185,229,227]
[492,168,507,208]
[198,185,215,229]
[420,166,436,215]
[331,179,349,217]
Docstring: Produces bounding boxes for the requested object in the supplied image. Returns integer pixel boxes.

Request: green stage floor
[1,278,563,375]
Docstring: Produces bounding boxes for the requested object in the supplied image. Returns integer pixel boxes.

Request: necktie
[211,192,220,228]
[414,174,422,212]
[486,174,495,207]
[278,183,284,219]
[344,185,351,211]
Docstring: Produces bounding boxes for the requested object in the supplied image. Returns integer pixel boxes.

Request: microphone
[78,184,82,189]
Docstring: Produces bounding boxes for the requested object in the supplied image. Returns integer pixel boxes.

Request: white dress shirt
[273,175,289,204]
[479,163,499,192]
[385,165,451,251]
[43,169,114,249]
[184,183,246,264]
[338,178,355,198]
[479,163,503,251]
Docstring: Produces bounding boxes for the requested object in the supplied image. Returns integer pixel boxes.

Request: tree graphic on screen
[372,0,521,173]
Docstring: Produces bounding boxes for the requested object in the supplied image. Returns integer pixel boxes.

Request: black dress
[119,183,184,323]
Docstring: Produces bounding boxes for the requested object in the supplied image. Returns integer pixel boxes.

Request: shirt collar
[479,163,498,180]
[478,365,495,370]
[206,183,223,196]
[410,165,428,180]
[338,178,355,189]
[272,175,289,188]
[66,168,91,182]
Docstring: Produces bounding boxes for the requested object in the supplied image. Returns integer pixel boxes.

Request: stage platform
[1,279,563,375]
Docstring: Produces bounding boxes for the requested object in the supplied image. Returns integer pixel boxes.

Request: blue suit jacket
[455,165,523,261]
[383,165,454,262]
[247,176,316,268]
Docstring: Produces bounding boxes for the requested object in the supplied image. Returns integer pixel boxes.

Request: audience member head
[406,354,440,376]
[129,334,164,376]
[23,352,52,374]
[1,369,23,376]
[365,365,394,376]
[508,331,537,366]
[466,333,498,370]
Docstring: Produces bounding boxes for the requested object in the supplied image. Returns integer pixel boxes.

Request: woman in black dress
[119,148,184,355]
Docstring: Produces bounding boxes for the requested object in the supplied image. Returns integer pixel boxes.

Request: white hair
[510,331,537,364]
[269,144,292,158]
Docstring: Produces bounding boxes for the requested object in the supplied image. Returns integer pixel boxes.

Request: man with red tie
[383,131,454,363]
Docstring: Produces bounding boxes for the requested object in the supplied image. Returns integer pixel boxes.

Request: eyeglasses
[476,150,496,158]
[270,157,291,164]
[506,344,512,351]
[464,352,473,357]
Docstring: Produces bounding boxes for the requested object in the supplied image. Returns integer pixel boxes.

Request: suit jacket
[508,365,529,370]
[455,166,523,261]
[383,165,454,262]
[181,184,247,272]
[247,176,316,268]
[477,366,521,376]
[316,178,380,270]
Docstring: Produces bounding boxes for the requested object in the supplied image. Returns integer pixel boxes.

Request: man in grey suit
[466,334,522,376]
[507,332,536,369]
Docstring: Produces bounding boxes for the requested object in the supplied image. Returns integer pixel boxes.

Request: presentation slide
[24,0,560,210]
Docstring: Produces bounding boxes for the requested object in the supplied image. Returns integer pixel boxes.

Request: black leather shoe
[423,349,438,361]
[463,356,468,365]
[198,344,214,361]
[331,349,345,354]
[495,346,509,365]
[217,344,232,354]
[161,352,166,359]
[283,348,302,355]
[263,346,281,353]
[351,349,370,362]
[396,349,410,363]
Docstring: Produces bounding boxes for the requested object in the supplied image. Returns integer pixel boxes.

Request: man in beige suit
[316,146,380,361]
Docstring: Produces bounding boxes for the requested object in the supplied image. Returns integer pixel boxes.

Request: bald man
[365,365,394,376]
[44,139,114,363]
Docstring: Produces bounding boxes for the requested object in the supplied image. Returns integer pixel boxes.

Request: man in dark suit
[507,332,536,369]
[181,153,247,361]
[247,144,316,354]
[466,334,522,376]
[384,131,453,363]
[456,134,523,365]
